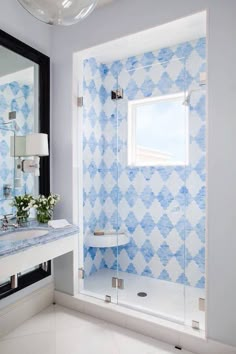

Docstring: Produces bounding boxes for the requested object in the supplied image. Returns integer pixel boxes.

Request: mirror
[0,30,50,217]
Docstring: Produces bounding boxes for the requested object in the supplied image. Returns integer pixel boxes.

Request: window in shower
[128,92,188,166]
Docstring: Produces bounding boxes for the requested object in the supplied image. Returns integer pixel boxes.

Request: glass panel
[0,46,39,203]
[0,46,40,287]
[80,34,206,331]
[0,125,15,215]
[81,66,119,303]
[184,87,206,330]
[116,58,187,324]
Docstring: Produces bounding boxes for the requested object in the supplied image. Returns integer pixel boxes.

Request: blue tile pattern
[0,73,35,215]
[83,38,206,288]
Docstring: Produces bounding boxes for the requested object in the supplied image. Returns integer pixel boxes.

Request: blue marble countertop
[0,220,79,258]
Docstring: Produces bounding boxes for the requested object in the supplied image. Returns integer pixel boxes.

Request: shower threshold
[81,268,205,330]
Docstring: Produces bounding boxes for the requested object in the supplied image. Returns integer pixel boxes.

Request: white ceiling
[78,11,206,64]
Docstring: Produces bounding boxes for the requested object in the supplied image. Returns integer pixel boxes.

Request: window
[128,92,188,166]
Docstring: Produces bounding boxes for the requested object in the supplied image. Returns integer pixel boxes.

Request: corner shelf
[85,233,130,248]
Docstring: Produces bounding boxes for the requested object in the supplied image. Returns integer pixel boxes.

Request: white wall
[0,0,52,308]
[51,0,236,347]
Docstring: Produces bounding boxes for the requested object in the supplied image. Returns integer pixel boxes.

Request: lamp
[11,133,49,176]
[10,136,26,157]
[26,133,49,157]
[24,133,49,176]
[17,0,98,26]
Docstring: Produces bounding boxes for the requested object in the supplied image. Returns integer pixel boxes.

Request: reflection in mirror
[0,46,39,216]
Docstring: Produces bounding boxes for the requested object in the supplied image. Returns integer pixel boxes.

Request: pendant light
[17,0,98,26]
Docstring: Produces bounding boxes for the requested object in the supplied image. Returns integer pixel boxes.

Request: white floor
[0,304,195,354]
[82,269,205,330]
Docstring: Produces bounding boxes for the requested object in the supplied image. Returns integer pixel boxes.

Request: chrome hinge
[10,274,18,289]
[77,96,83,107]
[199,298,205,312]
[111,89,123,100]
[9,111,16,120]
[192,320,200,330]
[105,295,111,303]
[41,262,49,272]
[112,277,124,290]
[79,268,85,279]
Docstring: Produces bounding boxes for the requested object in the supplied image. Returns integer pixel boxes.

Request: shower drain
[137,292,147,297]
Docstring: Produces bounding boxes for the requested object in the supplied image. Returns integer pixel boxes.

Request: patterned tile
[125,185,138,207]
[157,186,174,209]
[125,79,139,100]
[157,72,173,93]
[140,52,156,69]
[0,74,34,216]
[140,78,155,97]
[157,47,174,66]
[83,38,206,287]
[157,242,173,266]
[175,42,193,60]
[157,214,174,238]
[125,211,139,234]
[140,186,155,208]
[140,213,155,236]
[140,240,155,263]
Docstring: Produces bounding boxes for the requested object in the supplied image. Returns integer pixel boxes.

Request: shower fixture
[17,0,98,26]
[182,72,206,106]
[182,94,191,107]
[182,86,206,106]
[111,88,123,100]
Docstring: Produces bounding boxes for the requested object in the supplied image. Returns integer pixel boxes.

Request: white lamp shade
[26,133,49,157]
[10,136,26,157]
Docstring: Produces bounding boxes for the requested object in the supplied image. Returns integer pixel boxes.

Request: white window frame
[127,92,189,167]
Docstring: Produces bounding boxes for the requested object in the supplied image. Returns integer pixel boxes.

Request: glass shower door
[115,58,188,324]
[81,66,119,304]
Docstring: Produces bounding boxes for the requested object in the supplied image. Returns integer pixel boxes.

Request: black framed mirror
[0,29,50,208]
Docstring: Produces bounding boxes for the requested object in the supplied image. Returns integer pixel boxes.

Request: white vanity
[0,224,79,297]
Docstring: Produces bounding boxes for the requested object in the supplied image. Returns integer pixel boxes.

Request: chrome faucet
[1,214,19,231]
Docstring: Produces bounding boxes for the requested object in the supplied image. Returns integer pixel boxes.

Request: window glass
[128,93,188,166]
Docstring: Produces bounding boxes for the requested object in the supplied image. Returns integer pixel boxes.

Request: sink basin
[0,229,49,242]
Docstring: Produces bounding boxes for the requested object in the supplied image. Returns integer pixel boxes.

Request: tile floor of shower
[81,269,205,330]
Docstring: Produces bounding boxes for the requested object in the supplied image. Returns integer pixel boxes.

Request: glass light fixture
[17,0,98,26]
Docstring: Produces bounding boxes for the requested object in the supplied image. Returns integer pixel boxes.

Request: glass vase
[16,210,30,225]
[36,209,52,224]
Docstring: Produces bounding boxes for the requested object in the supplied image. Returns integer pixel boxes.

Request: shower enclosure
[79,37,206,330]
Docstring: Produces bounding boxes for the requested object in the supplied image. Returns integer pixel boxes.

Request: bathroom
[0,1,236,354]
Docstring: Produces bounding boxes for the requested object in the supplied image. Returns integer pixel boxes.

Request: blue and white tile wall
[83,38,206,288]
[0,70,35,215]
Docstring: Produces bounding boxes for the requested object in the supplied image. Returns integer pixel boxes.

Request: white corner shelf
[85,233,129,248]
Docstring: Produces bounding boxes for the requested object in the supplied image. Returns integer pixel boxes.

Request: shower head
[182,94,191,106]
[182,72,206,107]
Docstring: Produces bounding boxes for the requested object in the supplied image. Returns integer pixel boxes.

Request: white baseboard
[54,291,236,354]
[0,282,54,338]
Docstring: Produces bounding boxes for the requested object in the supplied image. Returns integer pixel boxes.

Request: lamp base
[22,156,40,176]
